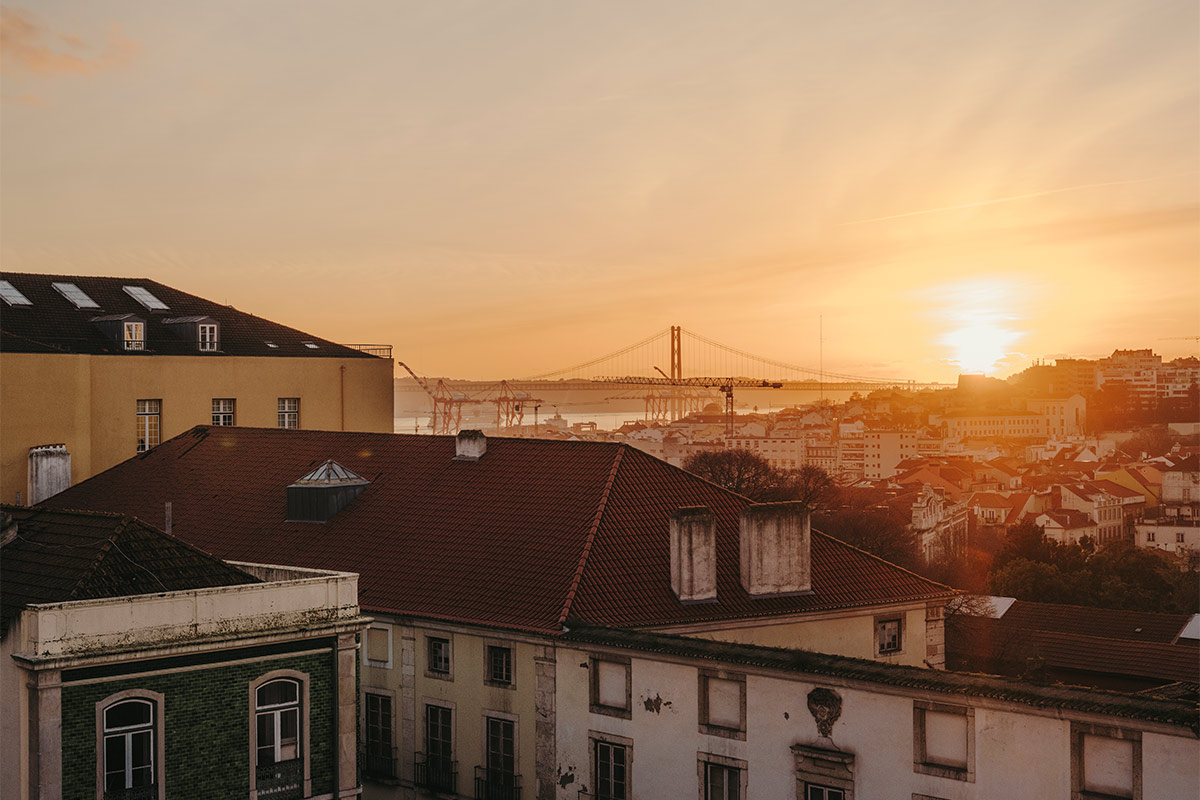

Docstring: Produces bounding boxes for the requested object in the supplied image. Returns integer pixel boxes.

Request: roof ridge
[65,516,128,601]
[810,526,954,594]
[555,447,625,628]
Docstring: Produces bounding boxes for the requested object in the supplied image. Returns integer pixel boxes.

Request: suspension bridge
[396,327,948,435]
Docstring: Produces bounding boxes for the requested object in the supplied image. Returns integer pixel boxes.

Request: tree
[681,449,795,502]
[815,509,920,569]
[789,464,838,513]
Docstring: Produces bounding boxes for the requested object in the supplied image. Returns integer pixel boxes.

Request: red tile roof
[1,506,257,636]
[43,426,952,634]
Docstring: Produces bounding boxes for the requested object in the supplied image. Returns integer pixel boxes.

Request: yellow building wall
[663,605,932,667]
[1095,468,1160,508]
[0,352,393,503]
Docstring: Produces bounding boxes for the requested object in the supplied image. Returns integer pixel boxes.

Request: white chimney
[670,507,717,602]
[739,501,811,596]
[455,429,487,461]
[28,444,71,505]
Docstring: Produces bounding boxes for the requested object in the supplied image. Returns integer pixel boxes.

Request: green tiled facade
[61,651,336,800]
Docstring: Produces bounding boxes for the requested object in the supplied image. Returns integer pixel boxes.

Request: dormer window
[124,321,146,350]
[198,323,219,352]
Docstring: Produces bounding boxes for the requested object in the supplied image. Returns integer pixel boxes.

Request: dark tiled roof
[42,426,952,634]
[1,506,258,637]
[1001,600,1192,645]
[0,272,377,359]
[563,625,1198,732]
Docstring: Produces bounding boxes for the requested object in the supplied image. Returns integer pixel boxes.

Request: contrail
[840,172,1196,226]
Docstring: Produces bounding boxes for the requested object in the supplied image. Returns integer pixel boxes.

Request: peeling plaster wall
[553,644,1199,799]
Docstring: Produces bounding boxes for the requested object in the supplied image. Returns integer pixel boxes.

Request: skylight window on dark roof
[0,280,32,306]
[265,341,279,349]
[303,341,319,349]
[51,282,99,309]
[123,285,169,311]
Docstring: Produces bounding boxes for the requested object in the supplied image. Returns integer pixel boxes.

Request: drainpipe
[340,365,346,431]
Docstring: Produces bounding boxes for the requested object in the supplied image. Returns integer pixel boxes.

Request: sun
[940,320,1022,375]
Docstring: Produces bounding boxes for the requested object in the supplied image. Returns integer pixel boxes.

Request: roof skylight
[0,280,32,306]
[303,341,319,349]
[51,282,99,309]
[123,285,169,311]
[265,341,279,349]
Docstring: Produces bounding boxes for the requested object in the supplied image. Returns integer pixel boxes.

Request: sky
[2,1,1197,381]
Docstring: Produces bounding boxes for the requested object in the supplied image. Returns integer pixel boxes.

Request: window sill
[699,722,746,741]
[424,670,453,682]
[914,761,973,782]
[484,679,515,690]
[588,703,632,720]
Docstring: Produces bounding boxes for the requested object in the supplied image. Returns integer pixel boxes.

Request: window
[1177,532,1185,544]
[364,624,392,668]
[211,399,235,427]
[102,699,157,797]
[278,398,299,429]
[1071,722,1141,800]
[805,786,845,800]
[123,285,169,311]
[302,341,319,349]
[700,755,746,800]
[0,279,32,306]
[591,735,631,800]
[420,704,455,793]
[198,323,219,351]
[913,701,974,782]
[427,635,452,679]
[481,716,518,798]
[589,656,631,719]
[254,677,305,799]
[136,400,161,454]
[1147,531,1155,542]
[124,321,145,350]
[793,743,854,800]
[698,670,746,739]
[363,693,395,780]
[486,645,513,687]
[52,281,99,308]
[875,616,903,655]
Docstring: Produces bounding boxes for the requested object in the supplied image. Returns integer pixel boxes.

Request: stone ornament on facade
[806,687,842,738]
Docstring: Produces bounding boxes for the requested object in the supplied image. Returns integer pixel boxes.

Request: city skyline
[2,0,1197,382]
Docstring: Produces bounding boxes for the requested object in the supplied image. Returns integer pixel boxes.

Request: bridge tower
[670,325,682,421]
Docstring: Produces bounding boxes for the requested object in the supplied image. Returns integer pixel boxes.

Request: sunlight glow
[928,277,1026,375]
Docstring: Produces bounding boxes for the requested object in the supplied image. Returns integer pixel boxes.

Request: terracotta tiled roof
[0,272,378,359]
[43,426,952,634]
[1,505,257,637]
[1090,480,1146,500]
[1001,600,1192,645]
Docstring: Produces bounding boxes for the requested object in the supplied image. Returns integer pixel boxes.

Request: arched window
[254,676,305,799]
[102,698,156,796]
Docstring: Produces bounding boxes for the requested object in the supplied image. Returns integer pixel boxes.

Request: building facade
[0,272,394,504]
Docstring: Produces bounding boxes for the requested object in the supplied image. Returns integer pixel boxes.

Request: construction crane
[492,381,542,433]
[596,376,783,436]
[397,362,472,435]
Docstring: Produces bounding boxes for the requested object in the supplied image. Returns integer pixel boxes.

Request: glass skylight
[0,280,32,306]
[265,341,279,348]
[51,282,99,309]
[303,341,319,349]
[123,285,169,310]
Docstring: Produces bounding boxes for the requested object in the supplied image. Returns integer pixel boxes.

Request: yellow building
[0,272,393,503]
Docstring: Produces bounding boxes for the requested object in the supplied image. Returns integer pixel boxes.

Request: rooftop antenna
[164,501,172,535]
[819,315,824,403]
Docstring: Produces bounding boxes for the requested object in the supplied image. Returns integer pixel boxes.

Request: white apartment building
[942,412,1047,440]
[1025,394,1087,437]
[863,429,919,480]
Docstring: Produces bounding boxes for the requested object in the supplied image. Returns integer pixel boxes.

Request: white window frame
[484,640,515,688]
[198,323,219,352]
[426,634,453,680]
[277,397,300,429]
[248,670,311,800]
[95,689,166,800]
[136,400,161,454]
[124,321,146,351]
[212,398,235,427]
[875,614,904,656]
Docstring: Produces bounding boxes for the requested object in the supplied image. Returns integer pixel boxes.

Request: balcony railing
[343,343,393,359]
[256,759,304,800]
[361,744,399,782]
[475,766,521,800]
[103,786,158,800]
[415,753,457,794]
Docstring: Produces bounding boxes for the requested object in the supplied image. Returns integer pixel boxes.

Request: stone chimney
[670,507,717,602]
[739,501,811,596]
[455,429,487,461]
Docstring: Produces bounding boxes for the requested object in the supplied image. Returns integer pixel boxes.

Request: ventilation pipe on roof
[455,430,486,461]
[670,507,717,602]
[739,501,811,596]
[28,444,70,505]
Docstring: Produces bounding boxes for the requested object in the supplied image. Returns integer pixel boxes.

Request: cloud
[0,7,139,77]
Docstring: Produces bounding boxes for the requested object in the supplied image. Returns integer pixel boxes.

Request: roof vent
[455,430,486,461]
[286,460,369,522]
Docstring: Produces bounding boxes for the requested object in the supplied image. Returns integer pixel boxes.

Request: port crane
[397,362,472,435]
[595,375,783,436]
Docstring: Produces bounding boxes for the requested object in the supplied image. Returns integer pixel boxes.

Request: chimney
[669,507,717,602]
[739,501,811,596]
[455,430,487,461]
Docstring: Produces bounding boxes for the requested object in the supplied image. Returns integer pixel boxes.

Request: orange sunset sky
[2,1,1197,382]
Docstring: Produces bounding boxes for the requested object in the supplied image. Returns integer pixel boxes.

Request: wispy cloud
[0,7,139,78]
